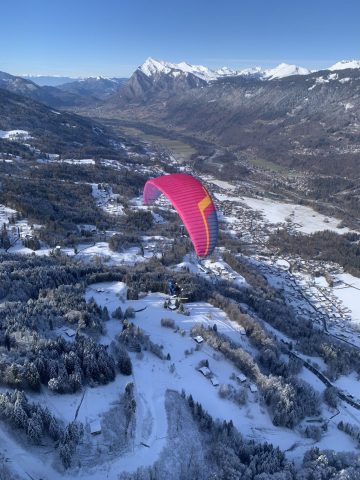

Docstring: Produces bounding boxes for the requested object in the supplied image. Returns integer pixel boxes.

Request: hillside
[98,60,360,176]
[0,88,126,158]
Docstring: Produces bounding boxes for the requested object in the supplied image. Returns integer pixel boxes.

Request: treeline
[0,389,83,468]
[0,253,97,301]
[0,160,148,246]
[1,283,106,335]
[269,229,360,277]
[121,391,360,479]
[0,336,116,393]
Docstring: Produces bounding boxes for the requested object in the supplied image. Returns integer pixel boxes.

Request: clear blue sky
[1,0,359,77]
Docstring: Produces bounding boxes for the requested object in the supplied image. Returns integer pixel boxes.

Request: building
[198,366,211,377]
[63,328,76,338]
[211,377,219,386]
[236,373,247,383]
[194,335,204,344]
[90,420,102,435]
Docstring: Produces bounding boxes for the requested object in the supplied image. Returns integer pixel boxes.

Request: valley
[1,57,360,480]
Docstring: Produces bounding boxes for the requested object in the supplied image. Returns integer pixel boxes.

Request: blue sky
[1,0,359,77]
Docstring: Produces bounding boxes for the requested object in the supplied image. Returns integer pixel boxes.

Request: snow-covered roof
[237,373,247,382]
[90,420,102,434]
[194,335,204,344]
[198,366,211,377]
[249,384,258,393]
[211,377,220,386]
[63,328,76,337]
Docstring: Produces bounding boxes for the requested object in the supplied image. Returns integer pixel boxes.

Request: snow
[264,63,311,79]
[139,57,219,82]
[332,273,360,325]
[76,242,145,266]
[0,204,16,227]
[174,254,247,288]
[329,59,360,71]
[90,420,102,435]
[209,179,236,191]
[198,366,211,376]
[139,58,311,82]
[241,196,355,235]
[0,129,31,140]
[334,372,360,399]
[2,279,360,479]
[91,183,125,216]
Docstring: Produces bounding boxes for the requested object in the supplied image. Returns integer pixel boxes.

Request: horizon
[10,56,360,80]
[1,0,360,77]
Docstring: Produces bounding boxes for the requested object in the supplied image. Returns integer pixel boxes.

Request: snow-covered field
[174,254,247,287]
[76,242,145,265]
[0,129,31,140]
[240,196,354,234]
[332,273,360,325]
[0,204,16,227]
[85,283,302,458]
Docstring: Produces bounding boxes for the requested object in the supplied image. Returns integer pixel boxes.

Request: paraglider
[143,173,218,257]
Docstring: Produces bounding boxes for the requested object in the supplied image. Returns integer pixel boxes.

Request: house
[236,373,247,383]
[211,377,219,386]
[194,335,204,344]
[63,328,76,338]
[198,366,211,377]
[238,326,246,335]
[249,384,258,393]
[90,420,102,435]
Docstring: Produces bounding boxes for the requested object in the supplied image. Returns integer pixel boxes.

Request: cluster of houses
[194,335,258,393]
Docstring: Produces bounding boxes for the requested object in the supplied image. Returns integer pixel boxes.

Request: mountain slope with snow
[138,57,311,82]
[329,59,360,71]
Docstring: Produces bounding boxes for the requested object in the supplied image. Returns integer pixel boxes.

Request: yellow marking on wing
[198,188,212,256]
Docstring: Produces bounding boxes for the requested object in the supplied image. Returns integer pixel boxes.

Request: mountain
[0,88,122,157]
[57,76,128,101]
[329,59,360,71]
[112,58,313,105]
[137,57,311,82]
[20,75,78,86]
[0,71,39,95]
[0,70,94,108]
[263,63,311,79]
[106,59,360,176]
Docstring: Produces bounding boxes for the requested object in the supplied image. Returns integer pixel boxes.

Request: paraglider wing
[143,173,218,257]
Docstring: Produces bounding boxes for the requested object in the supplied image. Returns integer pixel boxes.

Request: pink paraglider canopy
[143,173,218,257]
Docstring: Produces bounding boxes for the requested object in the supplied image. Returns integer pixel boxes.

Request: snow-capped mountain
[137,57,311,83]
[329,59,360,71]
[139,58,219,82]
[263,63,311,79]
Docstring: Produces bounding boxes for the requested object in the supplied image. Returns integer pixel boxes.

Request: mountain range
[104,58,360,176]
[2,57,360,175]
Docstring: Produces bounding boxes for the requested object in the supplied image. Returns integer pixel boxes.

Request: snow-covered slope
[263,63,311,79]
[139,58,219,82]
[329,59,360,71]
[138,58,311,82]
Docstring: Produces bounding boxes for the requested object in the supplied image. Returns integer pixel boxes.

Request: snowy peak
[138,58,311,83]
[138,57,218,81]
[263,63,311,79]
[329,59,360,71]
